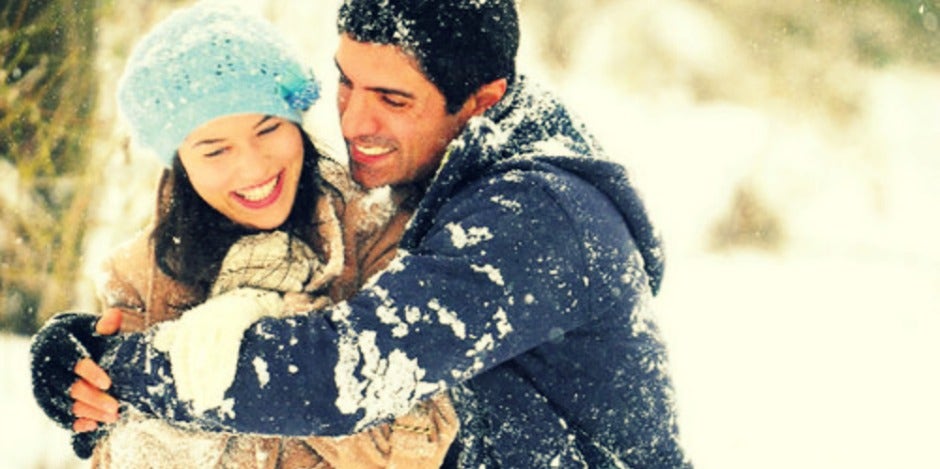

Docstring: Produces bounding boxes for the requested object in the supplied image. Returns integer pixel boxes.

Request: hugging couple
[30,1,692,467]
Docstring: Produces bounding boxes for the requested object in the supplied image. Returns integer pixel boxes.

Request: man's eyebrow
[334,59,415,100]
[335,59,348,80]
[370,86,414,100]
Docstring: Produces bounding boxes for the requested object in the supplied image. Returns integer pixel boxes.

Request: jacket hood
[406,76,665,295]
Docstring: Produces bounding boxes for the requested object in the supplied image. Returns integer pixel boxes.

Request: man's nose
[340,91,379,139]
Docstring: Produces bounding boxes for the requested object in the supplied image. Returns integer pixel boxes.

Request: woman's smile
[232,170,285,209]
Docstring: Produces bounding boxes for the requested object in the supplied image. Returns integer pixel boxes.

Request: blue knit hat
[117,1,319,165]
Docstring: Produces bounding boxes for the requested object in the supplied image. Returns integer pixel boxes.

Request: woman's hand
[29,308,126,458]
[69,358,116,431]
[69,307,124,432]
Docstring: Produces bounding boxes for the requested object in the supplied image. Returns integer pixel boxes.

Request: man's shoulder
[468,157,606,206]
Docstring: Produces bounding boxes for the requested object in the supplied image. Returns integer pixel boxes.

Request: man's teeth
[237,176,278,202]
[356,144,392,156]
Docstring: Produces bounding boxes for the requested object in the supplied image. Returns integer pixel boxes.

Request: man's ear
[463,78,508,117]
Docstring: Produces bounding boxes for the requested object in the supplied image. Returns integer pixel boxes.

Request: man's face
[335,34,474,189]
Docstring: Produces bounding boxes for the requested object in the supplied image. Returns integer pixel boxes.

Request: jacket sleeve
[106,173,614,436]
[95,233,151,332]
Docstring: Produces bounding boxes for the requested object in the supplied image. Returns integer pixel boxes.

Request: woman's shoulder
[317,157,400,236]
[93,228,153,315]
[317,156,361,201]
[100,227,153,275]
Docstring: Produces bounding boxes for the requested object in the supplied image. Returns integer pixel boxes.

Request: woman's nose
[235,140,269,178]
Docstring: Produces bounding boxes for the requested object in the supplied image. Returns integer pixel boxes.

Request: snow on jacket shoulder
[106,77,691,468]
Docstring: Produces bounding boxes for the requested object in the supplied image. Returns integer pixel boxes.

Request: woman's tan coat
[90,162,457,468]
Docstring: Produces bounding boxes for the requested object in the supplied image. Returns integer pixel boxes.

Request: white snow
[493,307,514,338]
[445,223,495,249]
[333,329,438,431]
[428,298,468,339]
[471,264,505,287]
[489,194,523,212]
[0,333,82,468]
[252,357,271,388]
[4,1,939,468]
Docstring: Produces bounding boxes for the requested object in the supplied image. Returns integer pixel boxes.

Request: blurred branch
[0,0,99,334]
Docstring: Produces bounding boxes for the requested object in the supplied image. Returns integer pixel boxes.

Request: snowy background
[3,0,939,467]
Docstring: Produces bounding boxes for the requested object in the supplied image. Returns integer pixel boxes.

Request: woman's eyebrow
[254,115,274,128]
[191,116,275,147]
[192,137,224,147]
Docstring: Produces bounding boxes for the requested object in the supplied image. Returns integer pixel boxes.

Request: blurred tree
[709,181,786,253]
[521,0,618,72]
[0,0,97,334]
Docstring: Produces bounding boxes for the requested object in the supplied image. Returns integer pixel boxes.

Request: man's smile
[349,141,396,163]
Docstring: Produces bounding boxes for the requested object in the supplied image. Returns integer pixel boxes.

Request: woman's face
[177,114,304,230]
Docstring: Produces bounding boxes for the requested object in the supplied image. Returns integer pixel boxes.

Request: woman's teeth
[236,175,278,202]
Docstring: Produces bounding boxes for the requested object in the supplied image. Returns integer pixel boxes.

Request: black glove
[71,428,106,459]
[29,312,119,458]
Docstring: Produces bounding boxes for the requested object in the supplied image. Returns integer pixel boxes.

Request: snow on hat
[117,0,319,165]
[337,0,518,113]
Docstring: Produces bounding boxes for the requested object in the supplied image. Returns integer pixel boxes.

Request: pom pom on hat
[118,1,319,165]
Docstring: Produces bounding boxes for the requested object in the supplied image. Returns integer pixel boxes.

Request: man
[33,0,691,466]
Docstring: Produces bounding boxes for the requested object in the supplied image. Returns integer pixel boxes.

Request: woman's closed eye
[257,122,281,136]
[203,146,230,158]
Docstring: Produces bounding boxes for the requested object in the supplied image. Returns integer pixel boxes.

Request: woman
[38,2,456,467]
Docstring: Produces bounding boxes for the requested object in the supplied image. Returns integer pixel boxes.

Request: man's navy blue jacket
[108,77,692,468]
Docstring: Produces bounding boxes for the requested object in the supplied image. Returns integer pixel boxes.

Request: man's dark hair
[152,126,328,299]
[338,0,520,114]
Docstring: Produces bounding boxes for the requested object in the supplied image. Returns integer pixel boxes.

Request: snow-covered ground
[3,1,939,468]
[1,333,84,468]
